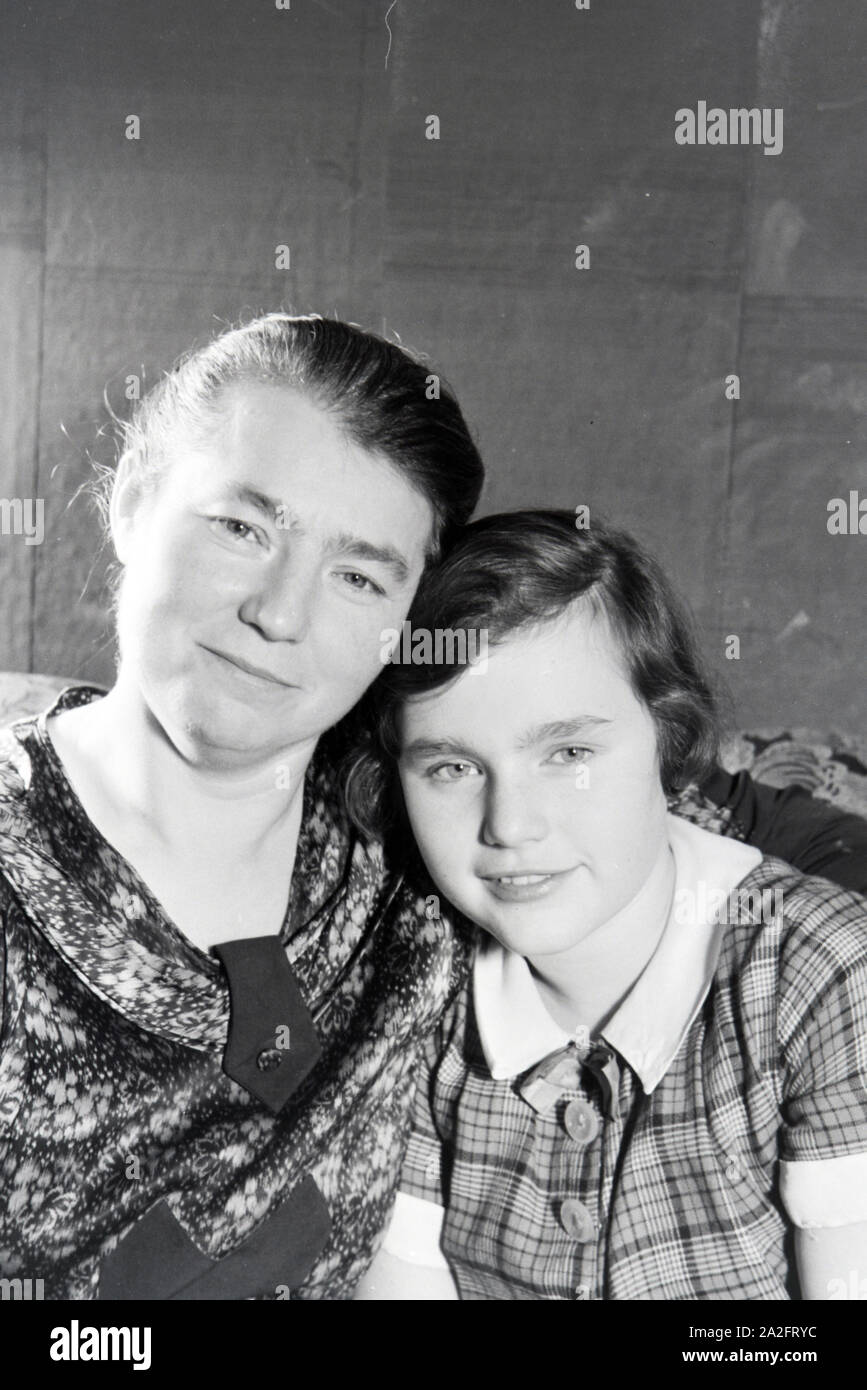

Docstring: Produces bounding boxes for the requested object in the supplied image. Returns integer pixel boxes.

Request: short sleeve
[379,1013,455,1268]
[777,881,867,1227]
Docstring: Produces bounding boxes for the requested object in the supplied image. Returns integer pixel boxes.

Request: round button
[559,1198,595,1243]
[256,1047,284,1072]
[563,1099,599,1146]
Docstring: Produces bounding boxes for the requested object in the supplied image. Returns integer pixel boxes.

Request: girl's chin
[477,910,597,960]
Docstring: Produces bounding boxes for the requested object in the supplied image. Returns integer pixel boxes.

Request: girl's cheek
[412,794,463,854]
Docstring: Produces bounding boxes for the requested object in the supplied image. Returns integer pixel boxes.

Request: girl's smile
[478,866,580,902]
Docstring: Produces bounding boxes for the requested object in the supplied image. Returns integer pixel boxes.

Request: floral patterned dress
[0,687,469,1299]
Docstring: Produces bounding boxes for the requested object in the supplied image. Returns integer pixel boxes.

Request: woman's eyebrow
[327,531,411,583]
[222,489,411,581]
[225,482,282,519]
[517,716,613,748]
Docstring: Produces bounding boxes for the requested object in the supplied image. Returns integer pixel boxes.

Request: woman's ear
[108,458,148,564]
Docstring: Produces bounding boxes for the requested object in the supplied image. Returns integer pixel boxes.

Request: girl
[353,510,867,1300]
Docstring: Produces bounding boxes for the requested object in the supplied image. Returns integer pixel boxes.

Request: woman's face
[397,602,672,959]
[112,382,434,769]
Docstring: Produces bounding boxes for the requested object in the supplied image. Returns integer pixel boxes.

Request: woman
[352,511,867,1300]
[0,313,484,1299]
[1,317,865,1300]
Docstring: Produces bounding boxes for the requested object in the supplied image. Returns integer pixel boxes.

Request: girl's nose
[481,776,549,848]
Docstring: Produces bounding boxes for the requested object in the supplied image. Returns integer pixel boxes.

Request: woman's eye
[212,516,261,545]
[338,571,384,596]
[549,746,592,765]
[427,761,480,782]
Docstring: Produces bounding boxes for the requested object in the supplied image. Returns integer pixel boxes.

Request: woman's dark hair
[100,312,484,560]
[341,508,721,840]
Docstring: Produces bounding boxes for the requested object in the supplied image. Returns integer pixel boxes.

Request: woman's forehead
[156,385,427,500]
[167,381,347,459]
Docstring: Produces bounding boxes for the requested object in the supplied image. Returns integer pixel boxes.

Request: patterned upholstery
[1,672,866,819]
[719,729,867,820]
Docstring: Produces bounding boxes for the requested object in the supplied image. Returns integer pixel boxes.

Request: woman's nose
[481,777,549,848]
[238,549,317,642]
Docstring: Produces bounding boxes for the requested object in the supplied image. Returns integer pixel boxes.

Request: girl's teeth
[500,874,547,885]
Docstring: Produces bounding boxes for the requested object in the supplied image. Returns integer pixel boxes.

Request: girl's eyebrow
[402,737,475,763]
[517,716,613,748]
[402,717,613,764]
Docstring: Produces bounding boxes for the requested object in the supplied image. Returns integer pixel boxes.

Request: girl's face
[111,382,433,770]
[398,602,672,959]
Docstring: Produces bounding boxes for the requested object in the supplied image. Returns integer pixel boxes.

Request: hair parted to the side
[96,311,484,560]
[341,508,723,842]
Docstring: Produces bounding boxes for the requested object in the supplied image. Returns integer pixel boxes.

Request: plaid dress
[396,830,867,1300]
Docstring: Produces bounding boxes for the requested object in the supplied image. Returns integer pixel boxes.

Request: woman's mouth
[201,646,297,690]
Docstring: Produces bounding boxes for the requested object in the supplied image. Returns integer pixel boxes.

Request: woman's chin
[159,694,279,763]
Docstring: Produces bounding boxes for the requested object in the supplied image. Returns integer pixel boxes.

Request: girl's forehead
[491,604,627,680]
[401,604,637,731]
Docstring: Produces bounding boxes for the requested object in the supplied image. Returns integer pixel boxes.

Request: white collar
[472,815,762,1093]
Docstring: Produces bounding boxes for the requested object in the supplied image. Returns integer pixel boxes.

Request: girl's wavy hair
[339,508,723,842]
[93,311,484,563]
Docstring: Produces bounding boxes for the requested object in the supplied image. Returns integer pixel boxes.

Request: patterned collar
[0,685,392,1050]
[473,814,762,1092]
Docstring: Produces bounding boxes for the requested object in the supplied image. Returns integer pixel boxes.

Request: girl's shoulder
[717,857,867,1058]
[727,855,867,958]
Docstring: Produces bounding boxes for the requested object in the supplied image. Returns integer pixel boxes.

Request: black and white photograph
[0,0,865,1351]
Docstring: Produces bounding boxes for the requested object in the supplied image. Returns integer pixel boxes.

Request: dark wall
[0,0,865,730]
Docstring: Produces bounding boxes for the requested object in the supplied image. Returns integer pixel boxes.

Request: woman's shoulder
[0,688,106,888]
[0,715,39,841]
[0,673,77,727]
[383,874,475,1026]
[0,684,104,772]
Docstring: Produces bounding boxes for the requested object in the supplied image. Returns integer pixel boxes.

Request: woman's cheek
[328,608,392,686]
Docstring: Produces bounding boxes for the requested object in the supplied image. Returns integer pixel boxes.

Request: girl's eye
[427,761,480,782]
[549,746,592,765]
[212,517,261,545]
[338,571,384,596]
